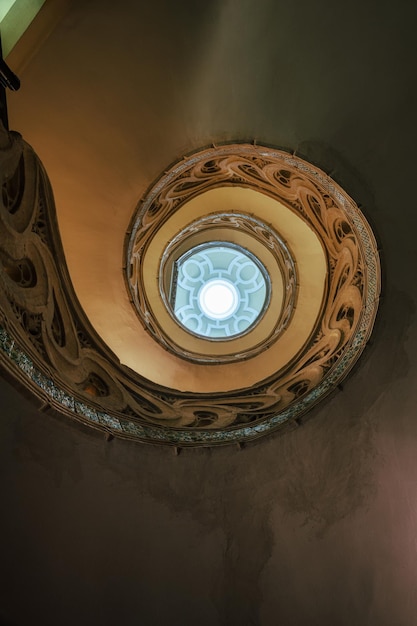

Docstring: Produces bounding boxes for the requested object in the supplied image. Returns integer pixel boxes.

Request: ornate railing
[0,126,380,446]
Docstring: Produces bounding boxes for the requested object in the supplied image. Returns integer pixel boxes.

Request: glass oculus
[170,242,270,339]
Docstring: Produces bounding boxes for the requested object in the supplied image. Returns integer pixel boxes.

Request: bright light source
[199,279,239,319]
[170,242,269,339]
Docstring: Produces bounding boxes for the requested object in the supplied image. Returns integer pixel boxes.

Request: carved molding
[0,127,381,445]
[137,211,298,362]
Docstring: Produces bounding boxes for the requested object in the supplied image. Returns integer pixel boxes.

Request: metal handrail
[0,58,20,91]
[0,36,20,130]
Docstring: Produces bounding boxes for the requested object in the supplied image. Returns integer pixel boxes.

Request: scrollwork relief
[0,130,380,445]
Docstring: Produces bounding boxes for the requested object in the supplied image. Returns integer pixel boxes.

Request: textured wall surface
[2,0,417,624]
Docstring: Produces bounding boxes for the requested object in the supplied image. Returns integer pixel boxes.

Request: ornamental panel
[0,124,381,445]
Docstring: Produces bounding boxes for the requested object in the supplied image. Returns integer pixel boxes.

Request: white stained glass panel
[171,243,269,339]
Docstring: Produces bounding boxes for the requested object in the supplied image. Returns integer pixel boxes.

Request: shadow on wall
[9,136,414,625]
[99,284,413,624]
[295,140,378,221]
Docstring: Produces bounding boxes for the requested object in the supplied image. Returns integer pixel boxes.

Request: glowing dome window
[171,243,270,339]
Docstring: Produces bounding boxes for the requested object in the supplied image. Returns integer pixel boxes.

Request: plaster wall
[2,1,417,624]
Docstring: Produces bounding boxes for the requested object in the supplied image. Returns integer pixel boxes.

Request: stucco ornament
[0,127,380,445]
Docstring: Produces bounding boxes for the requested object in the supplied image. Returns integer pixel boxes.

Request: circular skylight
[199,279,239,319]
[170,243,270,339]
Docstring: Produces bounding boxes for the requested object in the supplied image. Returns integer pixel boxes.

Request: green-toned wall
[0,0,46,56]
